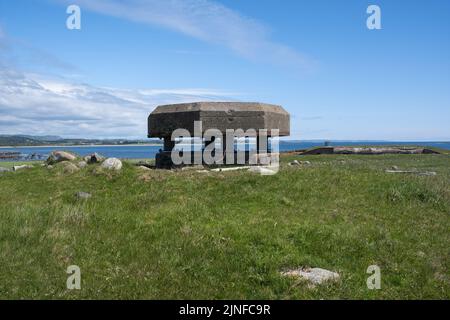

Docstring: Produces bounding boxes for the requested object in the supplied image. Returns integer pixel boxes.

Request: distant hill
[0,135,161,146]
[14,135,63,142]
[0,135,43,146]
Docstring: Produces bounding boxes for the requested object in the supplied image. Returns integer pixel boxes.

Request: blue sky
[0,0,449,140]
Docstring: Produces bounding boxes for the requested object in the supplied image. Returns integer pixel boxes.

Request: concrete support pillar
[256,135,269,154]
[163,136,175,152]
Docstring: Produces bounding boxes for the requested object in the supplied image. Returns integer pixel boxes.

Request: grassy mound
[0,154,449,299]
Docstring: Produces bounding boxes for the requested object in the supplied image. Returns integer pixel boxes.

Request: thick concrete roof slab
[148,102,290,137]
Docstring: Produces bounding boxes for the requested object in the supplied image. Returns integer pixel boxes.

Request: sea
[0,141,449,161]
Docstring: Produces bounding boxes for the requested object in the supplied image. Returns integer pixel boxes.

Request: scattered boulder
[13,164,33,171]
[59,161,80,174]
[85,153,105,164]
[101,158,122,170]
[281,267,340,287]
[391,165,399,170]
[75,191,92,200]
[46,151,76,164]
[138,165,152,171]
[77,161,88,168]
[46,165,54,170]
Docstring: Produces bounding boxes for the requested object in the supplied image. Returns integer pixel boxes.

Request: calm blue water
[1,141,449,161]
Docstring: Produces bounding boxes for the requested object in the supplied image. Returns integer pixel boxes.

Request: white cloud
[0,22,235,139]
[60,0,311,69]
[0,68,233,139]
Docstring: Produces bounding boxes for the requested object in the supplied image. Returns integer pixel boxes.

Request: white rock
[0,166,11,172]
[281,267,340,287]
[60,161,80,174]
[13,165,33,171]
[289,160,300,166]
[77,161,88,168]
[101,158,122,170]
[75,191,92,200]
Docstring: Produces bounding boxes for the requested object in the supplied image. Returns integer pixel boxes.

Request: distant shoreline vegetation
[0,135,163,147]
[1,135,449,147]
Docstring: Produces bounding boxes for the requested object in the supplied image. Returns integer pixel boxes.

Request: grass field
[0,153,449,299]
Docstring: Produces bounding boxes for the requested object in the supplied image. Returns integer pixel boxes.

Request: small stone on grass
[75,191,92,200]
[281,267,340,287]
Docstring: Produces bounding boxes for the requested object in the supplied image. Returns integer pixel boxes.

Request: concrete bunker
[148,102,290,168]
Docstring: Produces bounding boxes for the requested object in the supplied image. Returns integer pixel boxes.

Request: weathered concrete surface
[149,102,290,168]
[148,102,290,137]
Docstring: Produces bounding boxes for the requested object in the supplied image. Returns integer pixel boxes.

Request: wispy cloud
[0,20,234,139]
[58,0,312,69]
[0,67,233,139]
[0,24,76,73]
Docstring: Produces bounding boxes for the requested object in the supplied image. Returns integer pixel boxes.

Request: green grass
[0,160,42,169]
[0,154,449,299]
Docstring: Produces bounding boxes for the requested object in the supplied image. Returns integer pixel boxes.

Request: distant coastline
[0,143,163,149]
[0,134,164,148]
